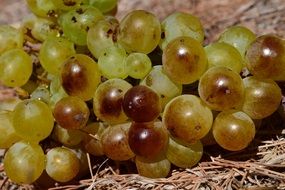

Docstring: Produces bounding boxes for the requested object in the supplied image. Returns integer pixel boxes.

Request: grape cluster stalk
[0,0,284,186]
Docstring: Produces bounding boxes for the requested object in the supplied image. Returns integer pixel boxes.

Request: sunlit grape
[26,0,57,18]
[125,52,152,79]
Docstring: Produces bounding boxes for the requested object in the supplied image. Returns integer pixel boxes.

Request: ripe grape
[245,34,285,81]
[61,54,101,101]
[0,49,33,87]
[122,85,161,122]
[125,52,152,79]
[26,0,57,18]
[242,76,282,119]
[0,25,24,54]
[212,110,255,151]
[198,66,244,111]
[4,141,45,184]
[205,42,243,73]
[53,96,90,129]
[101,122,135,161]
[160,12,204,50]
[93,78,132,124]
[166,137,203,168]
[52,124,84,147]
[162,95,213,144]
[162,36,207,84]
[46,147,80,182]
[13,99,54,142]
[118,10,161,54]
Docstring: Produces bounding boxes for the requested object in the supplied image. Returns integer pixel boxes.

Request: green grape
[162,36,207,84]
[30,85,50,104]
[166,137,203,168]
[118,10,161,54]
[212,110,255,151]
[59,5,104,45]
[125,53,152,79]
[52,124,83,147]
[87,18,119,59]
[61,54,101,101]
[198,66,244,111]
[0,111,21,149]
[98,46,128,79]
[0,25,24,55]
[39,36,76,75]
[4,141,45,184]
[26,0,58,18]
[89,0,117,13]
[51,0,83,11]
[46,147,80,182]
[135,157,171,178]
[160,12,204,50]
[93,78,132,124]
[140,65,182,109]
[242,76,282,119]
[23,16,61,42]
[0,49,33,87]
[13,99,54,143]
[218,25,256,57]
[205,42,244,73]
[245,34,285,81]
[162,95,213,144]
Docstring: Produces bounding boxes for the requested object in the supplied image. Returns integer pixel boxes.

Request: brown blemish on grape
[195,125,201,131]
[161,31,165,39]
[63,0,77,6]
[71,16,77,23]
[76,8,83,14]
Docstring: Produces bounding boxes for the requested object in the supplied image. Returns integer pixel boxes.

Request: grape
[122,85,161,122]
[49,77,68,109]
[59,6,104,45]
[0,98,22,112]
[205,42,243,73]
[26,0,58,18]
[53,96,90,129]
[0,49,33,87]
[30,85,50,104]
[52,124,83,146]
[46,147,80,182]
[135,157,171,178]
[198,66,244,111]
[162,95,213,144]
[13,99,54,142]
[166,137,203,168]
[51,0,83,11]
[0,25,24,55]
[0,111,21,149]
[93,78,132,124]
[128,121,169,161]
[118,10,161,54]
[68,148,89,178]
[125,53,152,79]
[101,122,135,161]
[218,25,256,57]
[162,36,207,84]
[87,18,119,59]
[89,0,117,13]
[39,36,76,75]
[245,34,285,81]
[140,65,182,109]
[212,110,255,151]
[98,46,128,79]
[242,76,282,119]
[4,141,45,184]
[160,12,204,50]
[61,54,101,101]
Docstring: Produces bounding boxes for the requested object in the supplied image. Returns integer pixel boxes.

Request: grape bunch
[0,0,284,185]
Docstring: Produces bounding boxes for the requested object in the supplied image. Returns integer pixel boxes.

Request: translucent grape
[46,147,80,182]
[0,25,24,55]
[98,46,128,79]
[89,0,117,13]
[125,53,152,79]
[118,10,161,54]
[52,124,83,147]
[26,0,57,18]
[13,99,54,142]
[4,141,45,184]
[160,12,204,50]
[205,42,243,73]
[166,137,203,168]
[93,78,132,124]
[30,85,50,104]
[39,36,76,75]
[162,95,213,144]
[198,66,244,111]
[242,76,282,119]
[212,110,255,151]
[162,36,207,84]
[0,49,33,87]
[61,54,101,101]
